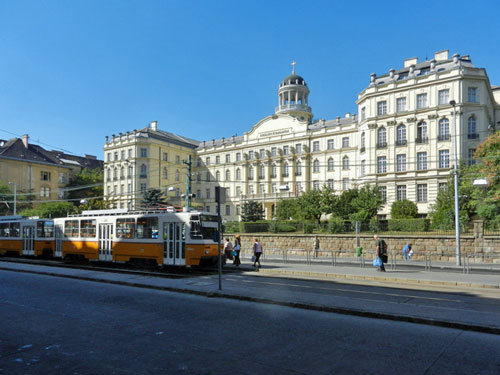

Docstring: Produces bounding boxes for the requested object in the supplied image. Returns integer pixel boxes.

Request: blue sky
[1,0,499,159]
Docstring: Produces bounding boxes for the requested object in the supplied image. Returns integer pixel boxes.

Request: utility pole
[8,182,17,215]
[215,186,222,290]
[450,100,461,266]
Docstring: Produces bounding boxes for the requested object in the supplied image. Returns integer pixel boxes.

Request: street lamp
[8,182,17,216]
[450,100,461,266]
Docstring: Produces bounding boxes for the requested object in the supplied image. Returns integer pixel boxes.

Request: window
[295,144,302,154]
[114,152,118,161]
[438,118,450,140]
[342,178,350,191]
[396,154,406,172]
[128,166,133,178]
[379,186,387,203]
[327,158,334,172]
[327,139,334,150]
[271,147,277,157]
[361,107,366,121]
[236,153,241,162]
[136,217,159,239]
[416,93,427,109]
[225,169,230,181]
[360,133,365,151]
[377,156,387,174]
[259,164,265,179]
[296,182,302,194]
[283,163,289,177]
[438,89,449,105]
[468,148,476,166]
[225,205,230,216]
[417,152,427,170]
[342,137,349,148]
[128,149,132,158]
[377,101,387,116]
[313,141,320,152]
[64,220,79,237]
[81,219,97,238]
[342,156,349,170]
[215,171,220,181]
[59,172,67,184]
[41,171,51,181]
[236,186,241,197]
[259,149,265,159]
[117,218,135,239]
[206,206,210,213]
[295,161,302,176]
[439,183,447,191]
[205,157,210,165]
[259,184,265,194]
[396,185,407,201]
[283,146,289,155]
[313,181,320,191]
[40,186,50,198]
[271,164,277,178]
[37,221,54,238]
[236,205,240,215]
[249,185,254,194]
[468,87,477,102]
[107,152,111,162]
[206,188,211,199]
[121,150,125,160]
[313,159,320,173]
[140,164,147,178]
[417,122,428,143]
[206,171,210,182]
[439,150,450,168]
[360,160,366,177]
[216,156,220,164]
[196,189,201,199]
[327,179,334,189]
[396,97,406,112]
[236,168,241,180]
[196,158,202,167]
[196,173,201,183]
[272,183,277,193]
[140,148,147,158]
[377,127,387,148]
[468,116,477,139]
[417,184,427,202]
[396,124,406,145]
[176,155,180,164]
[248,166,254,180]
[163,152,168,161]
[140,183,147,192]
[248,151,254,160]
[225,154,231,163]
[162,167,168,179]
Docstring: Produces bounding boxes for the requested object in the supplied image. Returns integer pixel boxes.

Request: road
[1,270,499,374]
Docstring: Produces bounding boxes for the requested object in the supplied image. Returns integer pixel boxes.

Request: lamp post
[8,182,17,216]
[450,100,461,266]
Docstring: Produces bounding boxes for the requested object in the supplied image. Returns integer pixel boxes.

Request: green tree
[19,201,76,218]
[275,198,299,220]
[0,182,12,215]
[241,200,264,222]
[141,188,167,209]
[349,185,383,223]
[390,199,418,219]
[332,189,359,219]
[296,189,324,224]
[0,182,33,215]
[67,168,104,209]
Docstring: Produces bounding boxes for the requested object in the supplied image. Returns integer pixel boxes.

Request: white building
[104,50,500,220]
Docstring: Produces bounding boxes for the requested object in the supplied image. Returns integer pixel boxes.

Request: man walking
[313,236,320,258]
[374,234,386,272]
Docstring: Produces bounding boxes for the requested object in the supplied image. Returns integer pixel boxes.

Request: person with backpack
[374,234,387,272]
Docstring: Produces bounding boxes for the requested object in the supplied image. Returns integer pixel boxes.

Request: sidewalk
[1,259,499,334]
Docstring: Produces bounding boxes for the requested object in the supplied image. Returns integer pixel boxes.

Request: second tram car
[0,216,54,257]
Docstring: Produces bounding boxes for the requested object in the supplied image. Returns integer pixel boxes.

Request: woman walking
[252,238,263,268]
[233,235,241,266]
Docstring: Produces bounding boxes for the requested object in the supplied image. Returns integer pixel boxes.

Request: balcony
[396,139,407,146]
[415,136,429,144]
[275,104,312,113]
[438,134,450,141]
[376,142,387,149]
[468,133,479,140]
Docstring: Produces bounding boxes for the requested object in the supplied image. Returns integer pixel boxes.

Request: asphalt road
[1,270,499,375]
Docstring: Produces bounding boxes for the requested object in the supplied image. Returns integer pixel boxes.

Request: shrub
[223,221,240,233]
[391,200,418,219]
[388,219,430,232]
[239,222,269,233]
[277,223,297,232]
[302,221,315,234]
[369,218,381,233]
[269,221,279,233]
[328,217,344,234]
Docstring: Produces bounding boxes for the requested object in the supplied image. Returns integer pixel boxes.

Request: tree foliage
[275,198,299,220]
[0,182,33,215]
[241,200,264,222]
[390,199,418,219]
[19,201,76,218]
[141,188,167,209]
[349,185,384,223]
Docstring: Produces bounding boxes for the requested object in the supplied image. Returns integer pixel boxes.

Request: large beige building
[104,50,500,220]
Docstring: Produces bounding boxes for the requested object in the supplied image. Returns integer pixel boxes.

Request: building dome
[276,62,312,122]
[281,74,306,87]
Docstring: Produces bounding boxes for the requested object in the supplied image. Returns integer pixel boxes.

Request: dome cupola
[276,61,312,122]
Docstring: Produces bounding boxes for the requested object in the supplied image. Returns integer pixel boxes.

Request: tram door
[98,223,113,262]
[163,222,185,266]
[54,224,63,258]
[22,225,35,256]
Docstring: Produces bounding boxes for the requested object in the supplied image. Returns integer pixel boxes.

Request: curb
[256,268,500,290]
[1,265,500,336]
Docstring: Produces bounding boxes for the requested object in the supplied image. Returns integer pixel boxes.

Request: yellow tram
[0,216,54,257]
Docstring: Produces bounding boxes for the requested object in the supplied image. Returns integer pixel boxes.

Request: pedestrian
[233,235,241,266]
[403,243,412,261]
[313,236,320,258]
[224,238,233,261]
[252,238,263,268]
[373,234,387,272]
[409,248,414,260]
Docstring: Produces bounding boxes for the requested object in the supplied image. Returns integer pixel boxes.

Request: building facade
[104,50,500,220]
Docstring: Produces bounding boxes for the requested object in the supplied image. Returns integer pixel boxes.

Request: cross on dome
[291,61,296,74]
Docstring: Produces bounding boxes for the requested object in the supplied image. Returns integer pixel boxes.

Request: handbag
[373,257,382,267]
[251,255,256,262]
[231,250,237,256]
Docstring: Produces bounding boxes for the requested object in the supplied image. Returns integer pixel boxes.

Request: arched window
[107,168,112,181]
[272,163,277,178]
[215,171,220,181]
[236,168,241,180]
[295,161,302,176]
[259,164,265,179]
[114,167,118,180]
[162,167,168,179]
[283,162,289,177]
[140,164,147,178]
[249,166,254,179]
[313,159,320,173]
[120,166,125,179]
[439,118,449,140]
[377,127,387,147]
[360,132,366,149]
[468,115,477,137]
[417,121,428,142]
[396,124,406,145]
[225,169,230,181]
[342,156,349,170]
[327,157,334,172]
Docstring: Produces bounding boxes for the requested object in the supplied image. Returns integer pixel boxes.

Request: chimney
[22,134,29,148]
[345,113,351,118]
[434,50,449,61]
[150,121,158,131]
[404,57,418,68]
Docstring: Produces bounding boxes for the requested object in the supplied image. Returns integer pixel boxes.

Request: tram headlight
[205,250,210,255]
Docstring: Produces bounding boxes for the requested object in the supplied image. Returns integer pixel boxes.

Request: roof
[136,127,200,148]
[280,74,307,86]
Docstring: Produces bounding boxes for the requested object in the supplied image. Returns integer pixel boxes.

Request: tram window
[64,220,79,237]
[10,222,20,237]
[201,227,217,240]
[200,215,219,223]
[190,221,203,239]
[37,221,54,238]
[0,223,9,237]
[81,219,97,238]
[117,218,135,239]
[136,217,159,239]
